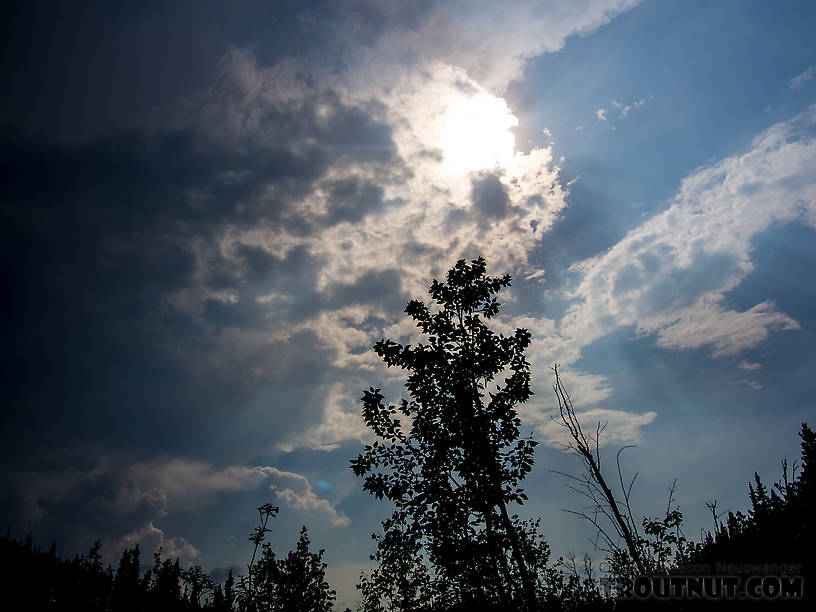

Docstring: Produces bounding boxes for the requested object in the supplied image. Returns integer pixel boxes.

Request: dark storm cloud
[0,0,340,138]
[1,67,399,475]
[323,177,399,226]
[0,458,164,558]
[320,268,406,315]
[470,171,511,220]
[205,255,407,331]
[468,171,536,240]
[338,0,436,46]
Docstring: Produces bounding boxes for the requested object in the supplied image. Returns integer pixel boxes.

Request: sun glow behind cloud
[437,93,518,173]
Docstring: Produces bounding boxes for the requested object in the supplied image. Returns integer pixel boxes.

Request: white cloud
[118,522,201,564]
[738,360,762,371]
[191,55,568,298]
[273,488,351,527]
[126,459,350,527]
[191,68,815,454]
[174,0,648,309]
[8,455,350,563]
[655,300,798,357]
[311,64,568,292]
[188,58,573,457]
[619,99,644,118]
[599,98,644,124]
[734,379,763,391]
[125,460,269,512]
[260,466,352,527]
[790,66,814,90]
[338,0,644,95]
[536,407,657,448]
[278,381,370,452]
[560,106,816,359]
[486,107,816,444]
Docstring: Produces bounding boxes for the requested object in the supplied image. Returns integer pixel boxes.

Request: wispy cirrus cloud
[790,66,814,90]
[738,360,762,371]
[611,98,645,118]
[596,99,645,128]
[536,407,657,449]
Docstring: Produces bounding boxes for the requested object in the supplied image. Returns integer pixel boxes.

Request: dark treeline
[1,508,338,611]
[654,422,816,611]
[3,424,812,611]
[609,422,815,611]
[3,258,813,610]
[687,423,815,572]
[0,534,216,611]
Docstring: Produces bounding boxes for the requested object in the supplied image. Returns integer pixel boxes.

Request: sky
[2,0,815,608]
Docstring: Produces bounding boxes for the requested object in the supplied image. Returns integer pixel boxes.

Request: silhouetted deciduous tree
[351,257,541,610]
[356,512,435,611]
[183,563,216,607]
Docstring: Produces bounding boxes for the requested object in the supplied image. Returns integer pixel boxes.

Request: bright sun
[437,93,518,173]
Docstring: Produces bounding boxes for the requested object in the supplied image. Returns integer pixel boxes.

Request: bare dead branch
[551,364,647,576]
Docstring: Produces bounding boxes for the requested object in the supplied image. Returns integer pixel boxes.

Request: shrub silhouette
[237,503,336,612]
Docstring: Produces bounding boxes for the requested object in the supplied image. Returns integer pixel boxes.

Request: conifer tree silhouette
[112,544,143,611]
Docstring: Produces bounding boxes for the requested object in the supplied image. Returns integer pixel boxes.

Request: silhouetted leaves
[237,504,335,612]
[0,502,336,611]
[352,257,542,610]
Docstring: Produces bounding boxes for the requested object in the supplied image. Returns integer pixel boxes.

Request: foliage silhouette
[351,257,541,610]
[0,532,202,610]
[553,361,813,609]
[669,422,815,609]
[237,503,336,612]
[5,417,810,611]
[0,503,337,611]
